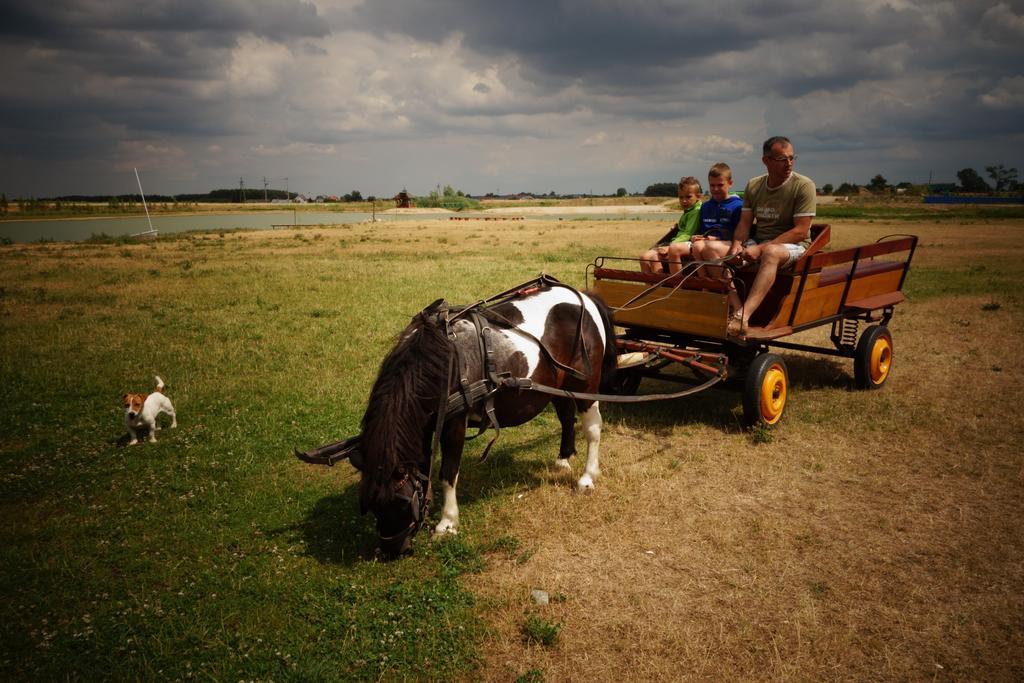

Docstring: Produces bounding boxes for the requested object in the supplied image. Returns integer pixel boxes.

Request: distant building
[394,189,415,208]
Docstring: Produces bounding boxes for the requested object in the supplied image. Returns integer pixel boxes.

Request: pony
[356,277,617,558]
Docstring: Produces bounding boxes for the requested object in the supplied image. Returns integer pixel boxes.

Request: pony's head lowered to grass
[359,301,453,558]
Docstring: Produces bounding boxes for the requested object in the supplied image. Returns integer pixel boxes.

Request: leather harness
[294,274,726,469]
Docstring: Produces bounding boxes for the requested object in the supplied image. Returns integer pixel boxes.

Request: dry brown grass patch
[464,220,1024,682]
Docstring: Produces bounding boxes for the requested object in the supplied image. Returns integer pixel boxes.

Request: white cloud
[660,135,755,164]
[980,76,1024,110]
[113,140,187,173]
[250,142,337,156]
[978,2,1024,42]
[224,36,293,97]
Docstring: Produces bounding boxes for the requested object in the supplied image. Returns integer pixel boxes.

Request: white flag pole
[134,167,157,236]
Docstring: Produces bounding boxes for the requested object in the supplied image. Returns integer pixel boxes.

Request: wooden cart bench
[589,225,917,341]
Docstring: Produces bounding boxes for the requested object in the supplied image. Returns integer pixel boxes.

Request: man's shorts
[742,239,806,267]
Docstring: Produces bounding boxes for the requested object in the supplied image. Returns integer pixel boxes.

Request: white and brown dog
[121,376,177,445]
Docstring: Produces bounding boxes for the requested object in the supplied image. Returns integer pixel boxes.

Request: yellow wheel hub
[870,337,892,384]
[759,365,787,425]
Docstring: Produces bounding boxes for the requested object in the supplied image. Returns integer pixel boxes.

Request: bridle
[377,465,432,545]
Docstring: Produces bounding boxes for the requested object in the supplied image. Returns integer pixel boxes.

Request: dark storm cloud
[348,0,937,92]
[2,0,327,86]
[0,0,329,164]
[1,0,1022,196]
[1,0,327,41]
[345,0,1024,147]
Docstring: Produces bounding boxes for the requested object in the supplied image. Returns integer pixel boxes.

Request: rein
[294,273,727,469]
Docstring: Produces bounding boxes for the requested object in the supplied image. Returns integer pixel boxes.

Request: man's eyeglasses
[767,155,797,163]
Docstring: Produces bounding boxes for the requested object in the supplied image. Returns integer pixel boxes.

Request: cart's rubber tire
[854,325,893,390]
[742,353,788,428]
[607,368,643,396]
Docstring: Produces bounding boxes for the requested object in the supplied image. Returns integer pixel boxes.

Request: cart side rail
[807,234,917,270]
[768,234,917,331]
[591,265,730,292]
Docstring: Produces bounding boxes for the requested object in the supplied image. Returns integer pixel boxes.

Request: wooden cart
[588,225,918,427]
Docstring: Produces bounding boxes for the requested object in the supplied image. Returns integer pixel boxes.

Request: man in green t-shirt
[726,136,816,336]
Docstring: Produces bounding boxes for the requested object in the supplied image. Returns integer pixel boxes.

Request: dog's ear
[120,393,129,404]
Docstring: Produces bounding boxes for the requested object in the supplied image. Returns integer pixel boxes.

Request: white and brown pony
[355,277,617,558]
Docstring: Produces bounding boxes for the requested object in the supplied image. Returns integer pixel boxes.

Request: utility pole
[285,177,289,201]
[263,177,268,203]
[239,177,246,204]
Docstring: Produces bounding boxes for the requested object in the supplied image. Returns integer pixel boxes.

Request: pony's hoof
[577,474,596,492]
[554,459,572,472]
[433,520,458,536]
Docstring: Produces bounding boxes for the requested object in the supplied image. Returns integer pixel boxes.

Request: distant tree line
[415,184,482,210]
[11,189,382,205]
[643,164,1021,199]
[953,165,1019,193]
[643,182,679,197]
[822,165,1020,196]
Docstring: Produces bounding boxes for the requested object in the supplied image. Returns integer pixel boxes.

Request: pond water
[0,211,379,243]
[0,210,679,243]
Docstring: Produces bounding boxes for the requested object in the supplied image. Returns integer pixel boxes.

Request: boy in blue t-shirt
[692,162,743,261]
[691,163,744,313]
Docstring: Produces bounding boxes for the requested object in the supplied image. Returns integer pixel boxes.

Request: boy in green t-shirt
[639,176,703,274]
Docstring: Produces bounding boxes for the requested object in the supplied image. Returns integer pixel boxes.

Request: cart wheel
[742,353,788,428]
[854,325,893,390]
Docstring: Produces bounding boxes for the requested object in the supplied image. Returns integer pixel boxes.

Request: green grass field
[0,222,614,681]
[2,216,1023,681]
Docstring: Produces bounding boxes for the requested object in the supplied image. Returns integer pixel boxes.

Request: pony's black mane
[360,306,453,512]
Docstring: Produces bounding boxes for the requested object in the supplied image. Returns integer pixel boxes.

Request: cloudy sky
[2,0,1023,198]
